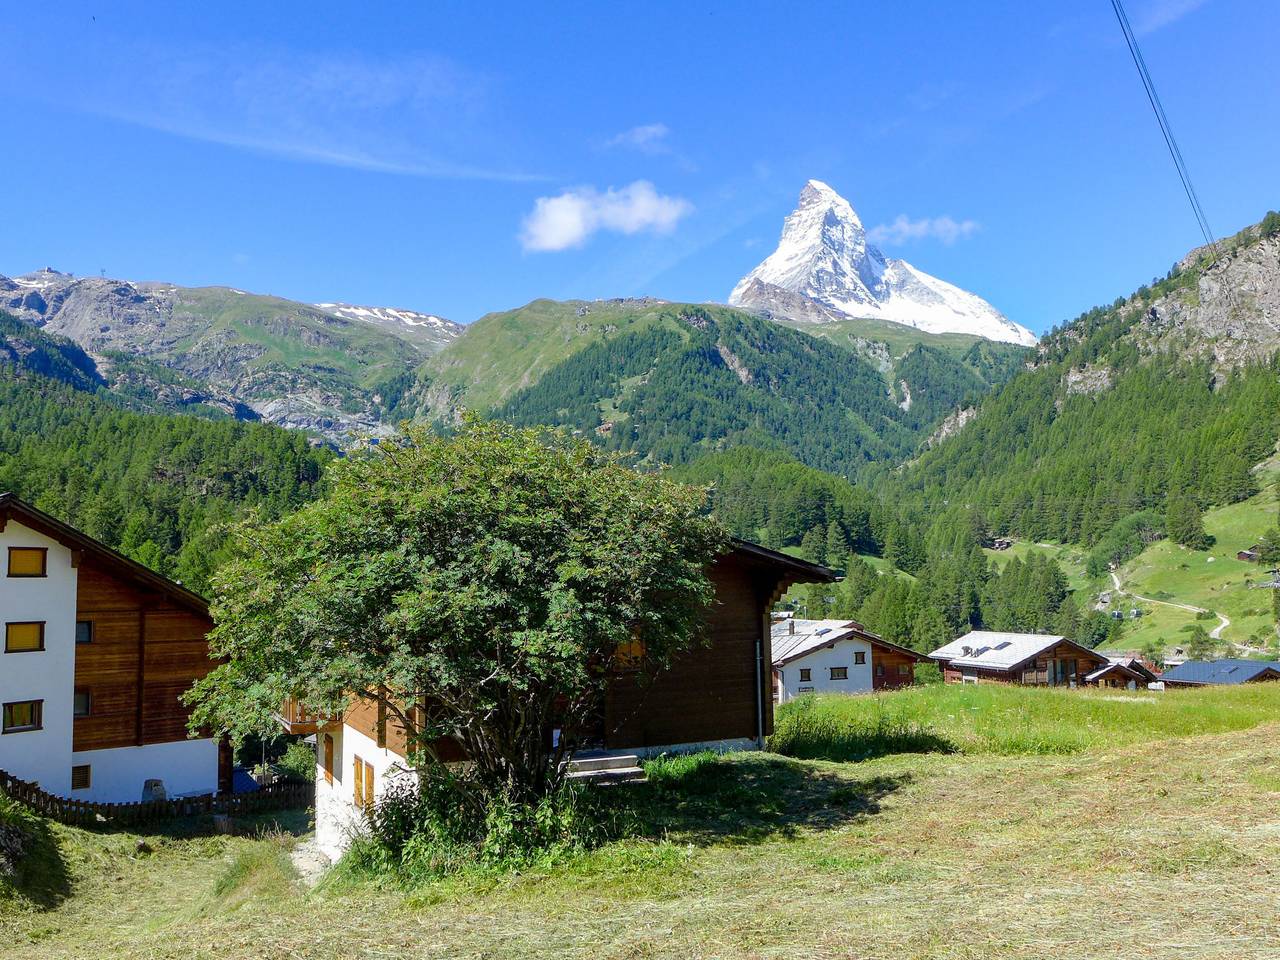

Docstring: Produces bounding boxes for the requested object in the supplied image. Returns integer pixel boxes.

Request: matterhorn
[729,180,1036,346]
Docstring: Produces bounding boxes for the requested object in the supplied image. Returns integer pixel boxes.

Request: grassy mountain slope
[416,299,1024,479]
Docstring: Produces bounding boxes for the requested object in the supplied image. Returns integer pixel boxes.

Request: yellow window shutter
[365,761,375,809]
[6,622,44,652]
[353,756,364,809]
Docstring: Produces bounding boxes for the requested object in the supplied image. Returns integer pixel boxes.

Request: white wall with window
[0,522,77,795]
[775,635,875,703]
[314,720,416,862]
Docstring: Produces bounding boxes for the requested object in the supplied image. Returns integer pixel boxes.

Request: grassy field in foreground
[6,715,1280,958]
[769,682,1280,759]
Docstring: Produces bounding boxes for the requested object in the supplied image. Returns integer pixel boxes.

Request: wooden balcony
[276,698,337,735]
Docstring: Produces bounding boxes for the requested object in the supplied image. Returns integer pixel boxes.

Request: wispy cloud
[604,123,672,153]
[1133,0,1210,34]
[52,41,542,181]
[868,215,981,246]
[520,181,693,252]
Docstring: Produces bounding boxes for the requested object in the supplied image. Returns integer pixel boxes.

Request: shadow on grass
[84,805,312,842]
[625,754,910,846]
[2,814,71,909]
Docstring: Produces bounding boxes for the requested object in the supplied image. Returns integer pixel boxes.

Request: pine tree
[1166,496,1212,550]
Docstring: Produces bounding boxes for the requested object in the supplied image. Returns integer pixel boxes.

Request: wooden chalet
[0,494,224,802]
[929,630,1109,686]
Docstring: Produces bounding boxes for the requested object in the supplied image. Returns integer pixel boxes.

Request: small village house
[929,630,1109,686]
[287,539,833,861]
[771,617,922,702]
[0,495,224,803]
[1083,653,1159,690]
[1160,659,1280,688]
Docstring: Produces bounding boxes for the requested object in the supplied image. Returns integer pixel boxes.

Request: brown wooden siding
[604,554,775,749]
[872,649,916,690]
[73,561,214,752]
[941,641,1107,686]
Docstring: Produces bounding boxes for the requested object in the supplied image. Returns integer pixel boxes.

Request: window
[322,734,334,784]
[7,547,47,578]
[76,621,93,644]
[897,663,911,676]
[74,689,91,718]
[613,635,646,670]
[5,622,44,653]
[353,756,375,811]
[3,699,43,733]
[71,765,91,791]
[875,664,885,677]
[830,667,848,681]
[798,668,811,682]
[854,651,866,665]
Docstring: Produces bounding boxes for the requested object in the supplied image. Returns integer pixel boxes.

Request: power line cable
[1109,0,1216,249]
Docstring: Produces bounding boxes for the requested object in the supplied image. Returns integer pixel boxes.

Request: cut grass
[7,689,1280,958]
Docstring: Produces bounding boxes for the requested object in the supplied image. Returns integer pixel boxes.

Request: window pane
[8,547,46,577]
[3,700,41,731]
[74,691,91,717]
[71,765,91,790]
[76,621,93,644]
[6,622,44,652]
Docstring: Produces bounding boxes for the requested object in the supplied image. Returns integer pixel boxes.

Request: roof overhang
[729,537,835,584]
[0,493,209,615]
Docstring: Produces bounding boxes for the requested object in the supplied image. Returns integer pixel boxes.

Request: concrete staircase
[563,751,646,785]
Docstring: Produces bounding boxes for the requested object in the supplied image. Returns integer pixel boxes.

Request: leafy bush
[277,741,316,783]
[1086,511,1164,578]
[340,768,629,884]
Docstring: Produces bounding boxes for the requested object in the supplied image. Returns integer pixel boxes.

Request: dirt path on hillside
[1108,571,1232,642]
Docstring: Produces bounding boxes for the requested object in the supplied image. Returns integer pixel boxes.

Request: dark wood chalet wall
[604,554,775,749]
[73,562,214,752]
[872,648,917,690]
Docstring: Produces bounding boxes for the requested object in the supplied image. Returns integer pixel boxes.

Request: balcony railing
[276,698,338,735]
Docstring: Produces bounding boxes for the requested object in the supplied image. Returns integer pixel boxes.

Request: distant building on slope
[771,618,923,702]
[928,630,1109,687]
[1160,659,1280,688]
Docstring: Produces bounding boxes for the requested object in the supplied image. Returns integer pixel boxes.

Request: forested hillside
[0,369,330,593]
[897,214,1280,545]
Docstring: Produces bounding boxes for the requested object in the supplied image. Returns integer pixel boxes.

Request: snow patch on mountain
[729,180,1036,346]
[315,302,462,351]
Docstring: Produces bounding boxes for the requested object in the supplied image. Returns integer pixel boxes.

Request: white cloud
[868,215,981,246]
[1133,0,1210,34]
[603,123,671,153]
[520,181,693,252]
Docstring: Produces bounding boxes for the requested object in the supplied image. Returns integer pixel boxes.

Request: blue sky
[2,1,1275,333]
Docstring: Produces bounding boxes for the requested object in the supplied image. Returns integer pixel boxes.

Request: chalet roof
[1084,661,1146,683]
[0,493,208,615]
[1160,658,1280,685]
[929,630,1103,672]
[729,538,835,582]
[771,618,923,666]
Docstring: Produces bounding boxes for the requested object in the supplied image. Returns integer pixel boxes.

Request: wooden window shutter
[323,734,334,784]
[364,760,375,810]
[353,756,365,809]
[7,547,47,578]
[5,621,45,653]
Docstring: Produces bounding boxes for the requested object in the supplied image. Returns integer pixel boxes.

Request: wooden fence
[0,769,311,828]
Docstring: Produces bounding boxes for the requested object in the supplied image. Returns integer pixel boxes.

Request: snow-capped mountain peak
[729,181,1036,346]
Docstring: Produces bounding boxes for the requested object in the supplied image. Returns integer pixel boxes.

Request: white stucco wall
[315,721,415,862]
[776,636,874,703]
[71,738,218,802]
[0,521,77,796]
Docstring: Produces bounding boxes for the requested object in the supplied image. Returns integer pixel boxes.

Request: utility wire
[1109,0,1216,250]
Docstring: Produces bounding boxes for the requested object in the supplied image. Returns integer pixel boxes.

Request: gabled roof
[929,630,1105,672]
[1084,661,1146,684]
[771,617,923,667]
[0,493,209,615]
[1160,658,1280,686]
[729,538,835,583]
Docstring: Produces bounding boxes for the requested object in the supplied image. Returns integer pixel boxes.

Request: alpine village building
[771,617,923,702]
[929,631,1111,687]
[0,494,224,802]
[287,539,834,860]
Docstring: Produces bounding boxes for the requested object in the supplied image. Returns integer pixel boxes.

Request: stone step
[565,765,646,785]
[565,752,641,773]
